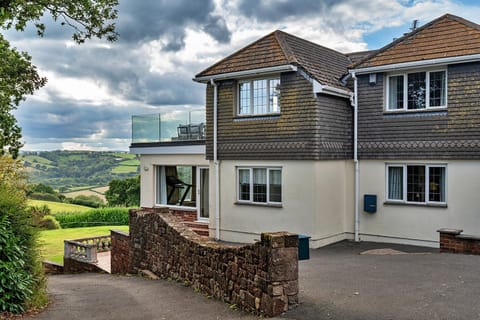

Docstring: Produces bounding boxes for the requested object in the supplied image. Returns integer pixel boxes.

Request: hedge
[55,207,129,228]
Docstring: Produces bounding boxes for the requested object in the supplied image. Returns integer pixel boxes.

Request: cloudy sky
[6,0,480,151]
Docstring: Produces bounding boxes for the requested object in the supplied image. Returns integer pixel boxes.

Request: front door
[197,167,209,221]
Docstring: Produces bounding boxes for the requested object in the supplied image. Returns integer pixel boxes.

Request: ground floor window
[237,167,282,204]
[156,165,195,207]
[386,164,446,204]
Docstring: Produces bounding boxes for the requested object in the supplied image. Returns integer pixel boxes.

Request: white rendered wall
[358,160,480,247]
[211,160,353,248]
[138,154,208,208]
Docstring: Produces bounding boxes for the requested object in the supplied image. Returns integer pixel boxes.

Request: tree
[0,0,119,158]
[105,176,140,207]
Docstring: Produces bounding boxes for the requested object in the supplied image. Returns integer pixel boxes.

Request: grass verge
[39,225,129,264]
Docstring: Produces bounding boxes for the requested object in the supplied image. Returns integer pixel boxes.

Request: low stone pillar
[261,232,299,316]
[111,230,130,274]
[438,228,463,253]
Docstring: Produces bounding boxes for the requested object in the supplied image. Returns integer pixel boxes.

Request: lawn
[28,199,90,214]
[39,225,129,264]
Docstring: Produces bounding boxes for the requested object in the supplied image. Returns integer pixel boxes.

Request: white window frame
[236,167,282,204]
[385,163,447,205]
[237,77,281,116]
[385,69,448,111]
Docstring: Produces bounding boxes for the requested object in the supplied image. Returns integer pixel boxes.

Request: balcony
[131,109,205,144]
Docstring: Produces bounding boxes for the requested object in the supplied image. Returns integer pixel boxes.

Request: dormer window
[386,70,446,111]
[238,77,280,115]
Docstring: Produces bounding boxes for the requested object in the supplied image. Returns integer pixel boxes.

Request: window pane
[238,169,250,201]
[253,79,268,114]
[429,71,446,107]
[407,72,426,109]
[388,75,404,110]
[269,79,280,113]
[239,82,251,115]
[429,167,445,202]
[388,166,403,200]
[407,166,425,202]
[253,168,267,203]
[269,169,282,202]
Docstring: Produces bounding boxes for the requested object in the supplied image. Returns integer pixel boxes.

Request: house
[130,13,480,248]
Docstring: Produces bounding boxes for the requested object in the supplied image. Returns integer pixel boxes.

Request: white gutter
[210,79,220,241]
[195,65,297,83]
[351,53,480,75]
[351,71,360,242]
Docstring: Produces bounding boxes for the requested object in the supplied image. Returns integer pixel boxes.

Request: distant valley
[21,150,140,194]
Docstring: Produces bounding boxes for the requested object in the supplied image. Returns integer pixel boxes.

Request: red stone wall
[63,258,106,273]
[128,208,299,317]
[438,229,480,254]
[111,230,130,274]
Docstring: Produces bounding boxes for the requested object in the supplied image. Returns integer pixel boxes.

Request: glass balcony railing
[131,109,205,144]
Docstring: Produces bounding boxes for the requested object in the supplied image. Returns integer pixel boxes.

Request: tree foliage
[105,175,140,207]
[0,0,119,158]
[0,0,119,43]
[0,35,46,158]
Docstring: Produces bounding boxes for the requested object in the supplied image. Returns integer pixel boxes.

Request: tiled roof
[352,14,480,69]
[195,30,351,90]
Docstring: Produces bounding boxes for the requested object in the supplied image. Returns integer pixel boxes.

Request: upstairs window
[386,164,446,204]
[387,70,446,111]
[238,78,280,115]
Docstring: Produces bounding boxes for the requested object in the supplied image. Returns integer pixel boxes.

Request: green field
[23,155,53,165]
[112,165,138,174]
[113,153,136,159]
[28,199,90,214]
[39,226,129,264]
[118,159,140,166]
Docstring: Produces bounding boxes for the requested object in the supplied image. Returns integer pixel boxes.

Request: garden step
[190,228,209,237]
[182,221,209,230]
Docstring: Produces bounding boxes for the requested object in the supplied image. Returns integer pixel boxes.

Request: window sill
[383,107,447,117]
[383,201,447,208]
[234,201,283,208]
[233,113,281,121]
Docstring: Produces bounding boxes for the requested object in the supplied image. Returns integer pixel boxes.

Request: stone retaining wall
[111,230,130,274]
[128,208,299,317]
[438,228,480,254]
[63,258,106,273]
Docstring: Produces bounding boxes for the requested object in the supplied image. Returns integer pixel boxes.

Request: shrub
[0,157,47,313]
[66,195,104,208]
[55,207,129,228]
[38,215,61,230]
[29,192,61,202]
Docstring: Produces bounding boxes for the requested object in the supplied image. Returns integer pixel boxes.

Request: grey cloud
[235,0,337,22]
[117,0,231,50]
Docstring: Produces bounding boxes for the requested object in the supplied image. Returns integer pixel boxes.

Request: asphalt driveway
[31,241,480,320]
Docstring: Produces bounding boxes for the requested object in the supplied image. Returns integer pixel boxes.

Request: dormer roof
[195,30,350,91]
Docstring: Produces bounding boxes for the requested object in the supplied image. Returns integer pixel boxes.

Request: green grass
[28,199,90,214]
[112,165,138,173]
[118,159,140,166]
[39,226,129,264]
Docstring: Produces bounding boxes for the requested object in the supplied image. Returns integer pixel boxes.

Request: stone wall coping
[437,228,463,235]
[457,234,480,241]
[111,229,129,237]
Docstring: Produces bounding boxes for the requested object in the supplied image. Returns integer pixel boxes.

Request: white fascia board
[350,53,480,74]
[194,64,297,82]
[130,144,205,155]
[313,79,351,98]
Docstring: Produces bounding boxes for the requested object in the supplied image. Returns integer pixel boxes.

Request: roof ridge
[195,30,285,78]
[273,30,298,65]
[350,13,480,69]
[275,29,347,56]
